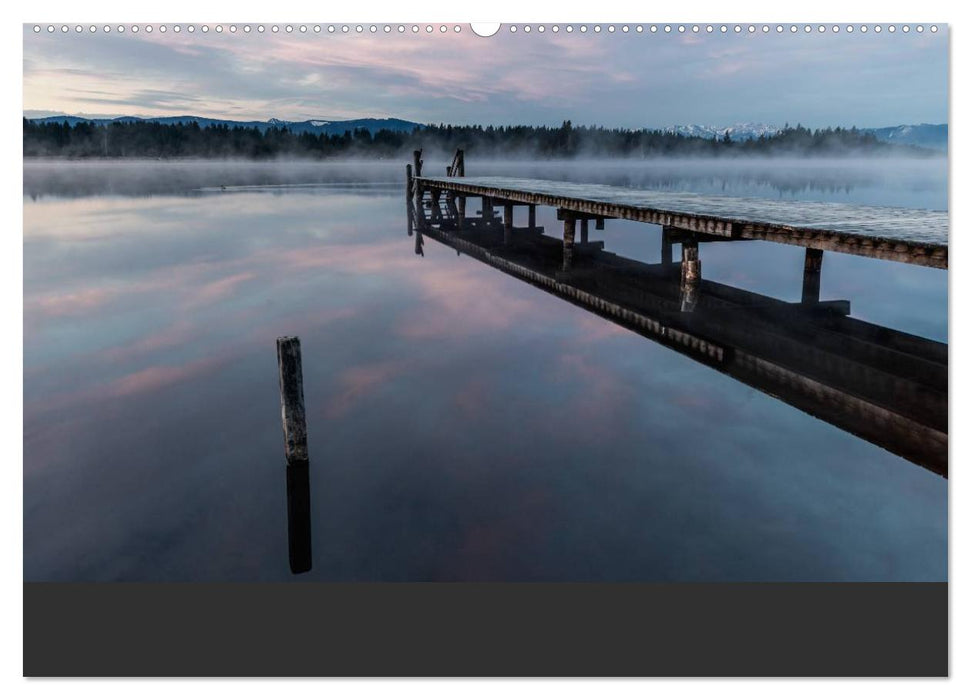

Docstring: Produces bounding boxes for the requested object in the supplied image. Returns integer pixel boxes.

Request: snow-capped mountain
[665,123,781,141]
[665,122,947,151]
[862,123,947,151]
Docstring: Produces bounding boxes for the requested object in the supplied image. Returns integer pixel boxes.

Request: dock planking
[415,175,948,268]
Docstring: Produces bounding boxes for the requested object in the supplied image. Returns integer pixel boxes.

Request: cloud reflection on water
[23,161,948,582]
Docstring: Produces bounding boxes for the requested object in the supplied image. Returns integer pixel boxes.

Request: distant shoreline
[22,150,944,163]
[24,119,944,160]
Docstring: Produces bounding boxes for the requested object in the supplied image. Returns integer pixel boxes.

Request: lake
[23,157,948,581]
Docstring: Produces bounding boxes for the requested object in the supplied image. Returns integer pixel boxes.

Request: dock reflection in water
[411,212,947,477]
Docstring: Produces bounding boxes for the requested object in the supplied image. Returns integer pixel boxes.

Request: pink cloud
[106,356,224,398]
[191,271,258,305]
[322,359,411,420]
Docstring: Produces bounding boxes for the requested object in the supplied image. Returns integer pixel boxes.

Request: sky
[22,24,949,129]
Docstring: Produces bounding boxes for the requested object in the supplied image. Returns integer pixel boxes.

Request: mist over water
[23,159,947,581]
[25,156,947,209]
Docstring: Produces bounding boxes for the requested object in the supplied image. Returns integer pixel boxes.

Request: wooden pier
[408,150,948,269]
[406,151,948,476]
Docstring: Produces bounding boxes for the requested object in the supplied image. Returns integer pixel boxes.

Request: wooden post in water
[411,150,425,231]
[482,196,494,225]
[430,188,443,223]
[405,164,414,237]
[276,336,312,574]
[661,227,673,266]
[562,215,577,271]
[680,239,701,312]
[528,204,536,230]
[580,218,589,244]
[504,203,514,246]
[595,217,605,231]
[801,248,824,305]
[412,149,423,178]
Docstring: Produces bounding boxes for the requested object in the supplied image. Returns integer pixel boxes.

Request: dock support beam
[528,204,536,230]
[563,216,576,271]
[580,218,589,244]
[801,248,824,305]
[680,239,701,312]
[276,336,312,574]
[504,204,514,246]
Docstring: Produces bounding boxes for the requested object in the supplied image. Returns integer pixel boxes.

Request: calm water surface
[23,158,948,581]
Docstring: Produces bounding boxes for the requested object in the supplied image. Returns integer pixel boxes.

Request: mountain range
[665,122,947,151]
[25,115,948,151]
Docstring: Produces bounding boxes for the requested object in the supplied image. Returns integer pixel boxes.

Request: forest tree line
[23,118,928,159]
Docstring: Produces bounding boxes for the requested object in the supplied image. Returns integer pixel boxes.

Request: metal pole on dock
[276,336,312,574]
[801,248,824,305]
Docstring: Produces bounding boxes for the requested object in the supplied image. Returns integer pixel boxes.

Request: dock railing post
[801,248,824,305]
[276,336,312,574]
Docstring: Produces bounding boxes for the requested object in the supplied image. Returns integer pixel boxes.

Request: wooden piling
[482,196,494,223]
[412,149,423,178]
[580,218,589,244]
[406,164,414,237]
[680,240,701,312]
[277,336,308,464]
[286,458,312,574]
[276,336,312,574]
[802,248,824,305]
[661,227,673,266]
[595,217,605,231]
[504,203,514,246]
[430,188,443,223]
[563,216,576,271]
[528,204,536,230]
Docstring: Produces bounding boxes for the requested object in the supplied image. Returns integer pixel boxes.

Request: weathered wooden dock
[407,150,948,476]
[409,150,948,269]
